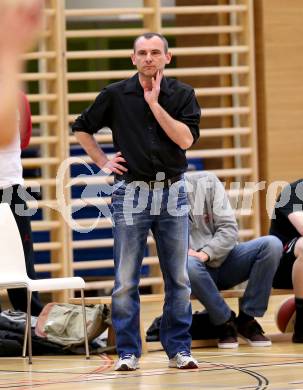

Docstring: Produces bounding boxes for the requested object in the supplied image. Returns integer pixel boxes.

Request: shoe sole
[115,364,139,371]
[169,362,199,369]
[217,342,239,349]
[239,336,272,347]
[180,361,199,369]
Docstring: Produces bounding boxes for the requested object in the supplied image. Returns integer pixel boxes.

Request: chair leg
[140,318,148,354]
[27,290,33,364]
[80,289,90,359]
[22,304,29,358]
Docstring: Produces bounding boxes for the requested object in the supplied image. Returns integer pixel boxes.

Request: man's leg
[152,182,197,368]
[292,237,303,296]
[6,186,43,316]
[291,237,303,342]
[188,256,238,348]
[111,183,151,361]
[218,236,282,346]
[188,256,231,325]
[153,213,192,358]
[218,236,282,317]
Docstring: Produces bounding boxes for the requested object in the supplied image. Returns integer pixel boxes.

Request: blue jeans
[111,178,192,358]
[188,236,283,325]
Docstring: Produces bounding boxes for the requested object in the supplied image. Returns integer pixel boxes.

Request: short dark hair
[133,33,169,53]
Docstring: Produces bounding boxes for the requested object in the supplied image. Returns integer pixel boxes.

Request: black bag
[146,316,161,342]
[146,311,218,341]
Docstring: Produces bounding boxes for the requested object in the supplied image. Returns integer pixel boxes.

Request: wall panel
[22,0,258,298]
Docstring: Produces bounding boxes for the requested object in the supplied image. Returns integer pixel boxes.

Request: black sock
[225,311,236,323]
[294,298,303,333]
[237,310,254,324]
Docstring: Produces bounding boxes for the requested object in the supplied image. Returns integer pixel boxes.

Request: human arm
[19,92,32,149]
[0,0,43,147]
[143,71,197,150]
[288,212,303,236]
[274,181,303,236]
[201,216,238,263]
[200,177,238,262]
[74,131,127,175]
[188,173,238,264]
[72,87,128,175]
[0,46,20,146]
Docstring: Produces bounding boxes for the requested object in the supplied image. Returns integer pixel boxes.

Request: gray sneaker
[169,351,198,369]
[115,354,139,371]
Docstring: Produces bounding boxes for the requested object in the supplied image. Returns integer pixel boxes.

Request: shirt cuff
[199,246,213,262]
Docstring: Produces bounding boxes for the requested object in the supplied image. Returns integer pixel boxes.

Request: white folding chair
[0,203,89,363]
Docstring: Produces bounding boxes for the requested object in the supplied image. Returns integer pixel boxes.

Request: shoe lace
[178,351,191,358]
[121,353,134,360]
[218,320,237,338]
[246,320,265,336]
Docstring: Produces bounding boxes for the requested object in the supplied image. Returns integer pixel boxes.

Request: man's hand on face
[142,70,163,106]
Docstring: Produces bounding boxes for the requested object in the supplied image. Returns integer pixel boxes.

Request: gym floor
[0,295,301,390]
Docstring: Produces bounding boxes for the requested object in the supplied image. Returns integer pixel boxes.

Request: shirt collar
[123,72,173,96]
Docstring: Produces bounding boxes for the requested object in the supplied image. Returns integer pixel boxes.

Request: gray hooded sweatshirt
[185,171,238,268]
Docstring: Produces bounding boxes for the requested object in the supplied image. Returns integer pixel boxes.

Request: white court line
[0,367,100,375]
[32,357,176,367]
[0,356,106,363]
[25,356,109,362]
[0,362,111,374]
[193,351,303,358]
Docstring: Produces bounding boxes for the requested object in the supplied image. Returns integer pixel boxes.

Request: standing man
[270,179,303,342]
[186,171,282,348]
[72,33,201,370]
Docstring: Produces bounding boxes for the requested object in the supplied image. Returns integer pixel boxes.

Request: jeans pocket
[112,181,127,196]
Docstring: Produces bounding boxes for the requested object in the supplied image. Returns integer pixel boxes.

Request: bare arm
[288,211,303,236]
[0,0,43,147]
[143,71,194,150]
[74,131,128,175]
[0,51,20,146]
[19,92,32,149]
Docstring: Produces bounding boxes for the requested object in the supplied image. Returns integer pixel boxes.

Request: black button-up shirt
[72,73,201,180]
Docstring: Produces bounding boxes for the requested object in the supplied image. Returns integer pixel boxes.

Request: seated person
[270,179,303,342]
[186,171,283,348]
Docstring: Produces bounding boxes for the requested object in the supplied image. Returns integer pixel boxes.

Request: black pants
[0,185,43,316]
[272,238,299,289]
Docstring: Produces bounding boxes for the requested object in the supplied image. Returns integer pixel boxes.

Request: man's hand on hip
[102,151,128,175]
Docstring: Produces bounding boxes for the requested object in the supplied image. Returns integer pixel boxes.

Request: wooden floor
[1,295,303,390]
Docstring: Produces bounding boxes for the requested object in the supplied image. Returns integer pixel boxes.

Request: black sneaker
[292,332,303,343]
[237,319,271,347]
[292,318,303,343]
[217,312,238,349]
